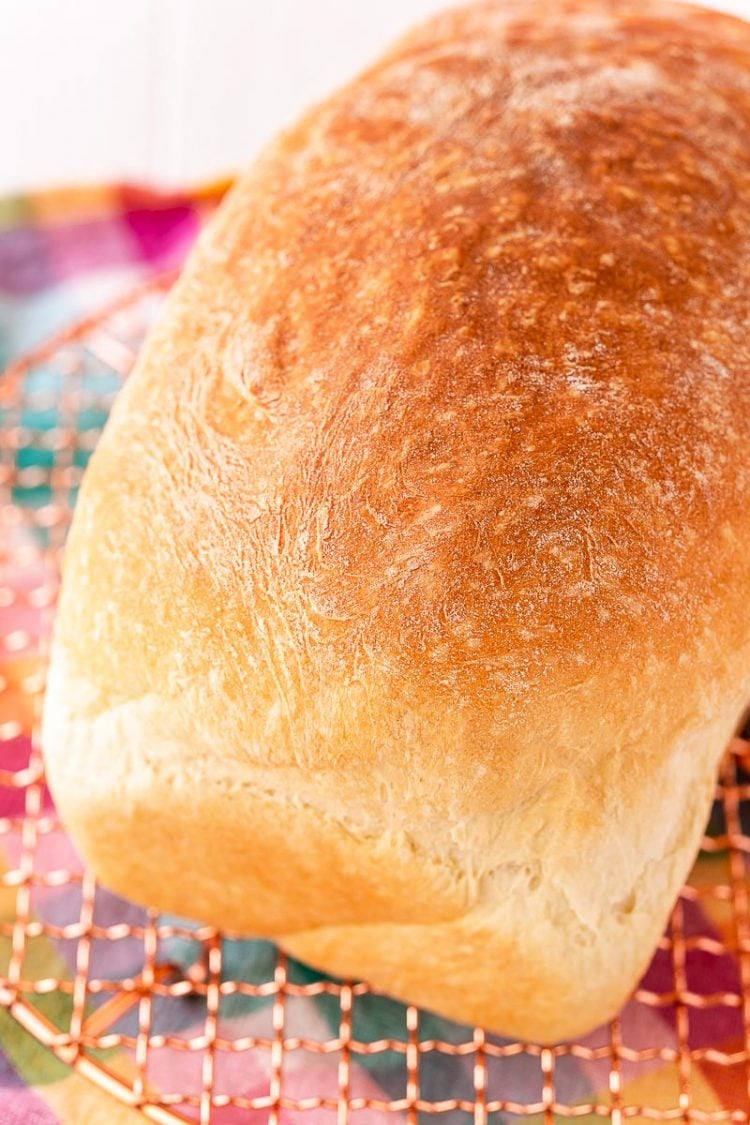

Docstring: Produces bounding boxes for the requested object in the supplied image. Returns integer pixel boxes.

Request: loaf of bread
[43,0,750,1042]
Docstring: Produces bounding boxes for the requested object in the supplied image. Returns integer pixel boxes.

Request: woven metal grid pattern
[2,276,750,1123]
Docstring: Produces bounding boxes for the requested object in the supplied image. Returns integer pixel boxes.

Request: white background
[1,0,750,193]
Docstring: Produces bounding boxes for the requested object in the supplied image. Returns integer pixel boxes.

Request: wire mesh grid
[2,275,750,1123]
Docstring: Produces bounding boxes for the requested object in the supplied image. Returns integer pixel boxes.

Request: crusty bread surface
[43,0,750,1041]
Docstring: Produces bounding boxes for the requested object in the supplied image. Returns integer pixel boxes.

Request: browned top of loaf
[87,0,750,731]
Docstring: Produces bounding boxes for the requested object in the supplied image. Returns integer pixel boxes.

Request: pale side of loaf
[42,0,750,1042]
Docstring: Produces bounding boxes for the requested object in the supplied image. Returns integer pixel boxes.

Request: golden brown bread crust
[43,0,750,1041]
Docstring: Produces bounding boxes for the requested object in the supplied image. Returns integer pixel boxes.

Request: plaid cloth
[0,183,748,1124]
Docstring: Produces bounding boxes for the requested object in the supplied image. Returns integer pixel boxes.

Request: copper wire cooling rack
[3,276,750,1124]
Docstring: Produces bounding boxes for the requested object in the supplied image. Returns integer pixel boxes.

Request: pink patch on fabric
[140,1003,397,1125]
[0,605,44,652]
[45,219,137,282]
[279,1057,398,1124]
[0,1085,60,1124]
[123,206,200,269]
[570,992,678,1098]
[1,561,57,597]
[0,562,58,651]
[0,736,53,818]
[0,228,55,295]
[681,898,744,1048]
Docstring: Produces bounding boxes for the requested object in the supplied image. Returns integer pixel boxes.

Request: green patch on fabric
[0,195,31,232]
[0,999,74,1085]
[0,934,114,1085]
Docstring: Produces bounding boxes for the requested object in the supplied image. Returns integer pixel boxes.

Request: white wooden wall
[1,0,749,193]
